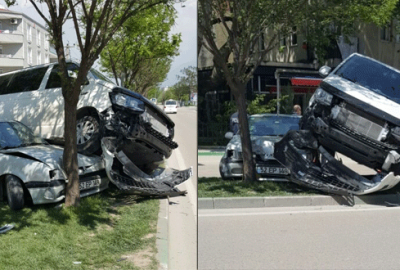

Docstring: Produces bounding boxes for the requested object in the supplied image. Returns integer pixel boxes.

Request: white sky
[0,0,197,88]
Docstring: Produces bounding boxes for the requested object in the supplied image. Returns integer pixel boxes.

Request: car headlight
[49,169,66,180]
[110,93,145,112]
[311,87,333,106]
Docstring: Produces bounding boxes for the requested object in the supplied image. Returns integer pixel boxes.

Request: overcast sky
[0,0,197,88]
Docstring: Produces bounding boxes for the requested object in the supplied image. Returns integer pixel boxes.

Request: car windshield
[249,115,300,136]
[335,54,400,103]
[0,122,45,149]
[90,68,114,83]
[166,101,176,105]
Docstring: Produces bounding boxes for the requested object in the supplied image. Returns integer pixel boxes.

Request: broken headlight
[110,93,145,113]
[310,87,333,106]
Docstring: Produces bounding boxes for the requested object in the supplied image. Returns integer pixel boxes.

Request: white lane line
[174,148,197,217]
[199,205,400,217]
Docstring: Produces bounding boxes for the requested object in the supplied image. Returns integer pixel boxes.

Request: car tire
[219,166,228,180]
[6,175,24,211]
[76,115,101,155]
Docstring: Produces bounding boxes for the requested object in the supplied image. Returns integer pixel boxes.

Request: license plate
[79,178,101,190]
[256,166,289,175]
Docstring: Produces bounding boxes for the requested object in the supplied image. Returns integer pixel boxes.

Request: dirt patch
[124,247,153,269]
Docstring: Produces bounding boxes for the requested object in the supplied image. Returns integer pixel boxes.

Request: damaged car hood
[227,134,282,158]
[324,75,400,124]
[1,145,102,170]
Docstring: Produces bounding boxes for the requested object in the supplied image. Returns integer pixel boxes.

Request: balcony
[0,55,23,67]
[0,30,23,44]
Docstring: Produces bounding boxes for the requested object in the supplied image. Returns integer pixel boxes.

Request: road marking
[199,205,400,217]
[174,148,197,217]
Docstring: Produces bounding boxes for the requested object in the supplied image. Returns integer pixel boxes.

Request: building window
[280,34,286,47]
[28,47,32,64]
[27,24,32,42]
[381,25,391,41]
[290,26,297,46]
[45,53,49,64]
[37,30,41,47]
[45,34,49,50]
[37,51,41,65]
[0,69,3,74]
[258,33,265,51]
[0,21,2,30]
[0,45,3,55]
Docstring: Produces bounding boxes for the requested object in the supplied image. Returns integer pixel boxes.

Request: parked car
[0,63,177,171]
[274,53,400,195]
[0,121,109,210]
[219,114,301,180]
[163,99,178,114]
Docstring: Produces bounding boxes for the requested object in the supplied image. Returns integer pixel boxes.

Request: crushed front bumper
[102,138,192,196]
[274,130,400,195]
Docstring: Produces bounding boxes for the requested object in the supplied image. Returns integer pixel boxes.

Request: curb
[198,193,400,209]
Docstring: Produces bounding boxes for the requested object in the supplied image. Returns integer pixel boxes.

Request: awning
[290,77,322,87]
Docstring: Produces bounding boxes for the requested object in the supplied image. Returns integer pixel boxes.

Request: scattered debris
[0,224,14,234]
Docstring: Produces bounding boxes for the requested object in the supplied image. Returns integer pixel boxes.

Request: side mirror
[319,66,332,78]
[68,70,78,79]
[225,131,234,140]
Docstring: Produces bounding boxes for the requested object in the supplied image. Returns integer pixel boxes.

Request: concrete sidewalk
[199,193,400,209]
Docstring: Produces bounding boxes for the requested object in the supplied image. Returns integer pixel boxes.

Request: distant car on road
[0,121,109,210]
[163,99,178,114]
[219,114,301,180]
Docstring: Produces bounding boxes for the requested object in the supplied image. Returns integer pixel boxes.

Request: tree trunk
[231,84,257,183]
[63,96,80,207]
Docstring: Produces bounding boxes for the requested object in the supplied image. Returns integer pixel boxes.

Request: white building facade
[0,6,57,74]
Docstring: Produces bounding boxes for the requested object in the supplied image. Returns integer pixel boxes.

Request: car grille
[331,103,386,141]
[145,107,169,137]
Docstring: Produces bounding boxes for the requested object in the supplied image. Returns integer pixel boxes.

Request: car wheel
[76,115,101,155]
[6,175,24,211]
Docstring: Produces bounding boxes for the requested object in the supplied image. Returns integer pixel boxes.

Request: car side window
[46,63,80,89]
[0,74,14,95]
[5,67,48,94]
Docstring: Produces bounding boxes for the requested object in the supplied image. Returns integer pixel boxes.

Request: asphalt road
[157,106,197,270]
[199,205,400,270]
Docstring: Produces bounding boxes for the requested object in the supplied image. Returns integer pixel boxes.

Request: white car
[0,121,109,210]
[163,100,178,114]
[0,62,178,170]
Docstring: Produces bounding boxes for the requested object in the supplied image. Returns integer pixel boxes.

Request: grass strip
[0,186,159,270]
[198,177,322,198]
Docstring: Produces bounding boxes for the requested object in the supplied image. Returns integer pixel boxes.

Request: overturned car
[274,53,400,195]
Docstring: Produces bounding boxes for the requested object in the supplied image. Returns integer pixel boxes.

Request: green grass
[0,186,159,270]
[198,177,323,198]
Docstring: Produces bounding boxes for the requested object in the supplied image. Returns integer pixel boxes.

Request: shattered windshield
[335,55,400,103]
[0,122,45,149]
[249,115,300,136]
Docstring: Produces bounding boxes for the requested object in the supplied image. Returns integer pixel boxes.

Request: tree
[5,0,173,206]
[99,4,181,91]
[198,0,399,183]
[170,66,197,102]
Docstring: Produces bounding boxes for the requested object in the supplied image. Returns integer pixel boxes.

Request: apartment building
[198,19,400,121]
[0,6,57,74]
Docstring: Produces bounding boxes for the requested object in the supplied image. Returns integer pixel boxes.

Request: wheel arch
[77,107,100,120]
[1,174,32,204]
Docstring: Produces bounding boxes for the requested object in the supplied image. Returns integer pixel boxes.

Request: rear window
[166,100,176,105]
[335,55,400,103]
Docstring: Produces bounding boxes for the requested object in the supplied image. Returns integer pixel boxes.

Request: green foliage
[168,66,197,103]
[100,4,181,95]
[0,189,159,269]
[198,177,321,198]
